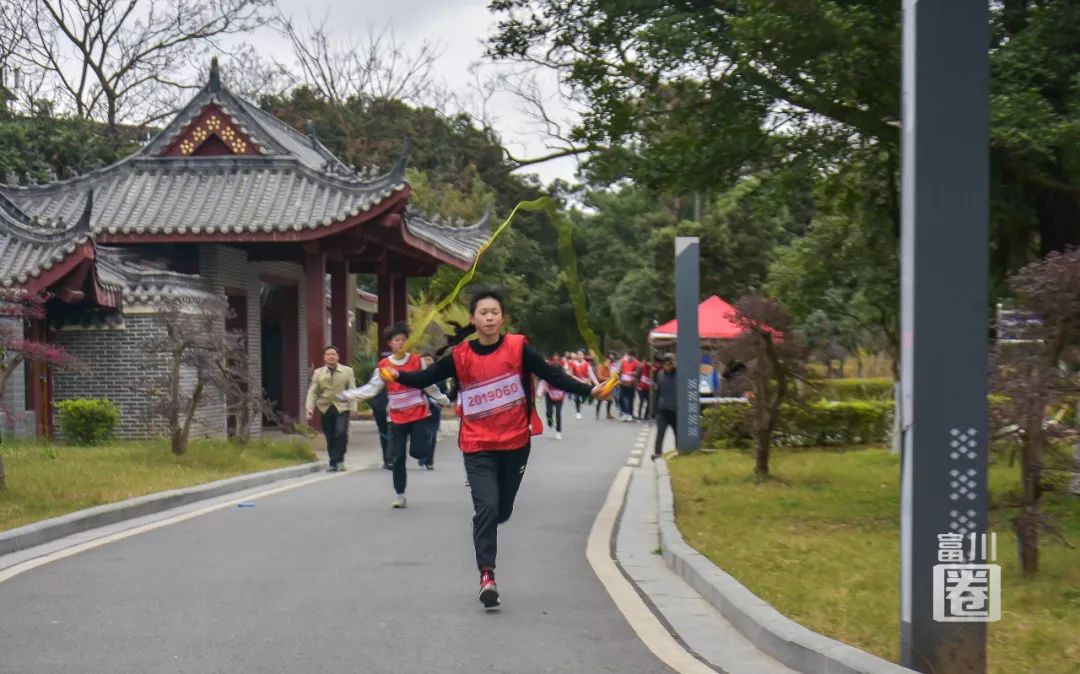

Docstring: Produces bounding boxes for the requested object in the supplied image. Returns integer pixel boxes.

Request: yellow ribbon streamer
[396,197,617,392]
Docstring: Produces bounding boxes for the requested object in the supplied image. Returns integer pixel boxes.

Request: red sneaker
[479,570,500,608]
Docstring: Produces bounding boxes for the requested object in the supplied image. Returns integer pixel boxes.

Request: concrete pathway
[615,424,798,674]
[0,412,674,673]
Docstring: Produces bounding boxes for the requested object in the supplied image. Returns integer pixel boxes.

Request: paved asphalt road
[0,413,673,674]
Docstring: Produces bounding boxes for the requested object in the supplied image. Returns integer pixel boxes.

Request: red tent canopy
[649,295,745,344]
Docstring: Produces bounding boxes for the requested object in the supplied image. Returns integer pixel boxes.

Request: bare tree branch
[271,11,441,106]
[7,0,272,132]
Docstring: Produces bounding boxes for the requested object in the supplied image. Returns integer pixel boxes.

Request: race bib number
[641,376,653,387]
[389,389,425,410]
[548,389,566,402]
[461,373,525,418]
[620,373,635,384]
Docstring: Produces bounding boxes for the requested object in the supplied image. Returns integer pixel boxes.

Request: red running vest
[453,334,543,452]
[569,360,590,380]
[638,363,653,391]
[381,353,430,425]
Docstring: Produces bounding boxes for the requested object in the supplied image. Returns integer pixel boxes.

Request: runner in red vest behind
[637,360,654,421]
[537,356,567,439]
[616,351,641,421]
[340,323,450,509]
[383,288,612,609]
[567,350,598,419]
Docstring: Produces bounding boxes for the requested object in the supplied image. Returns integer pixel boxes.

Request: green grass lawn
[0,437,317,532]
[668,448,1080,674]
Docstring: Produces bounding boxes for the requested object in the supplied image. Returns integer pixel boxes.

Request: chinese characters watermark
[933,532,1001,622]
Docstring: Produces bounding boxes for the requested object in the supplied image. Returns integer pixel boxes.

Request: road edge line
[586,465,716,674]
[0,469,349,585]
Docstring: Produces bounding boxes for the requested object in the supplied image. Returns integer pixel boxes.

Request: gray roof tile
[0,192,93,287]
[404,209,491,264]
[0,155,408,237]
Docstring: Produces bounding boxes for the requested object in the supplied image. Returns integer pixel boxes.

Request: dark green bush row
[703,399,893,448]
[55,398,119,446]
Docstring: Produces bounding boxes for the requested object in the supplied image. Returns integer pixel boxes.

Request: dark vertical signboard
[900,1,990,671]
[675,237,701,453]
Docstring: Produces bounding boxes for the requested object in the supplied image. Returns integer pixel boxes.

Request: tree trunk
[233,400,251,445]
[1016,422,1043,577]
[0,451,7,491]
[168,350,182,454]
[1070,402,1080,496]
[1015,506,1039,577]
[175,378,206,456]
[754,429,770,475]
[1069,439,1080,496]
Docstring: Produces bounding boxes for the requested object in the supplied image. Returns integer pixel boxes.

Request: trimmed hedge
[55,398,120,446]
[805,378,894,401]
[703,399,893,448]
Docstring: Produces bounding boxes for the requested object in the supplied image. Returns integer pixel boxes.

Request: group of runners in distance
[307,287,676,610]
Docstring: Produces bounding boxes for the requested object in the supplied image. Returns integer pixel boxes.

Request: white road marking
[0,471,347,585]
[587,467,715,674]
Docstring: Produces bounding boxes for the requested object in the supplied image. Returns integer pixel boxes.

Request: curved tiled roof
[139,84,352,175]
[0,155,408,237]
[404,209,492,264]
[95,247,213,304]
[0,192,94,287]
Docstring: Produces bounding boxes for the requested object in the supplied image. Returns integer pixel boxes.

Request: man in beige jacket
[306,345,356,471]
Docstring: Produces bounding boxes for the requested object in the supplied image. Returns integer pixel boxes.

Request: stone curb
[654,459,917,674]
[0,461,325,558]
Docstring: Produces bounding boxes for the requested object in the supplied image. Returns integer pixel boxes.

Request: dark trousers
[637,389,651,419]
[422,405,442,466]
[389,419,425,494]
[463,446,531,570]
[595,397,612,419]
[618,385,635,417]
[371,404,390,466]
[572,394,584,414]
[655,408,677,456]
[545,396,563,432]
[321,407,349,466]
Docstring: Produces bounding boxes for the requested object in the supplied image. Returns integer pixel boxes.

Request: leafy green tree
[0,103,137,183]
[769,154,900,373]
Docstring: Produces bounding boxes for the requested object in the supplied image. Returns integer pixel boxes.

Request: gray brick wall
[198,245,308,433]
[8,245,310,441]
[0,317,33,438]
[52,316,226,440]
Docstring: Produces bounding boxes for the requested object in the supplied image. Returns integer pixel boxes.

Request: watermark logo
[933,532,1001,622]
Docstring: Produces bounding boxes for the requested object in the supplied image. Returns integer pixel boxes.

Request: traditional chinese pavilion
[0,60,488,439]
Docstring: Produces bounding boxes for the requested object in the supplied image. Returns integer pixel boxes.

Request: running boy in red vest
[340,323,450,509]
[382,288,612,609]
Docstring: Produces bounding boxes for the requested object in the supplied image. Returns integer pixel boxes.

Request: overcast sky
[249,0,582,186]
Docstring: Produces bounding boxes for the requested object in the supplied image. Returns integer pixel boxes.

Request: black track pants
[463,446,531,570]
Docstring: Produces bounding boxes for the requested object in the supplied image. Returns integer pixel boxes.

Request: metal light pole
[899,1,990,671]
[675,237,701,453]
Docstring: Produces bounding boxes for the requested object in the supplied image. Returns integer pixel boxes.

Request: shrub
[805,378,894,401]
[702,402,753,448]
[55,399,119,446]
[703,399,893,449]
